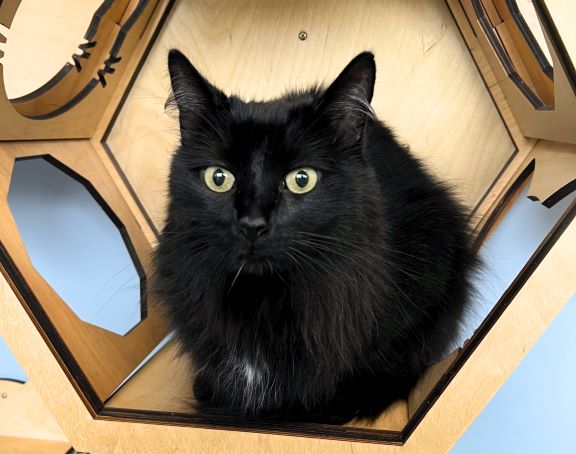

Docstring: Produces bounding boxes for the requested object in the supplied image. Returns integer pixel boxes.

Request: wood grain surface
[0,141,167,402]
[2,0,102,99]
[106,0,515,230]
[0,380,69,443]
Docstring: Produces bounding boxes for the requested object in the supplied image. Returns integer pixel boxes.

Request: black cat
[154,49,477,423]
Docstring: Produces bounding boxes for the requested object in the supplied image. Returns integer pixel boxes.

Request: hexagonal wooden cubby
[0,1,574,453]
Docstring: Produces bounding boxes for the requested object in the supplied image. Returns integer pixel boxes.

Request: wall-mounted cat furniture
[0,0,574,452]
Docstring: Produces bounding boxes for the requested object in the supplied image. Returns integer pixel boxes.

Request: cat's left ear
[319,52,376,143]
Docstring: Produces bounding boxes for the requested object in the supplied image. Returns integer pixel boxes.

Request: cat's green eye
[204,166,235,193]
[284,168,318,194]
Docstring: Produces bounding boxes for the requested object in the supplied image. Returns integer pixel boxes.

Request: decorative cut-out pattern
[7,157,144,335]
[473,0,554,107]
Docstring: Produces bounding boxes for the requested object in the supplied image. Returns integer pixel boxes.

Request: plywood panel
[0,436,71,454]
[107,339,410,431]
[459,0,576,144]
[2,0,103,99]
[545,0,576,70]
[0,140,167,401]
[0,380,68,443]
[445,0,538,235]
[106,0,515,229]
[106,340,194,413]
[527,140,576,206]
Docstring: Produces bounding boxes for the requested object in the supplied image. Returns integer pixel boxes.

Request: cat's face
[166,51,379,277]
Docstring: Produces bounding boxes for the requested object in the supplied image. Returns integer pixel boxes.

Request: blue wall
[0,336,27,382]
[452,293,576,454]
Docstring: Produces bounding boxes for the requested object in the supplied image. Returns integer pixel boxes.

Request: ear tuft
[320,52,377,142]
[166,49,224,120]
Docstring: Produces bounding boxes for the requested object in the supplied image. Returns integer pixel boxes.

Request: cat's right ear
[167,49,226,122]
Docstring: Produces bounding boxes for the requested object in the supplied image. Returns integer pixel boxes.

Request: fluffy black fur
[154,49,477,423]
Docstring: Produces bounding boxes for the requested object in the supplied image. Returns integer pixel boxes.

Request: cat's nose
[239,215,268,243]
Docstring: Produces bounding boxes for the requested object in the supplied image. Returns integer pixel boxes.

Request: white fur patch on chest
[218,354,271,411]
[243,361,263,387]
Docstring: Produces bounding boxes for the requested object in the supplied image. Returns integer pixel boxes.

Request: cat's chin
[240,258,272,276]
[236,251,276,276]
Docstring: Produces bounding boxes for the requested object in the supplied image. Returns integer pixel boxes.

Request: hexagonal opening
[95,0,573,442]
[7,156,145,336]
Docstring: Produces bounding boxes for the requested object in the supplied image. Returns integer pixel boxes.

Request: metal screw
[298,31,308,41]
[1,392,7,399]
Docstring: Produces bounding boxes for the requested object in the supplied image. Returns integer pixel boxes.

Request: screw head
[1,392,7,399]
[298,31,308,41]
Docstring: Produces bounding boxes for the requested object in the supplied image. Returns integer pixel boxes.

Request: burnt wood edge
[471,0,546,108]
[0,377,26,384]
[473,159,535,249]
[16,155,147,321]
[15,154,149,322]
[506,0,553,78]
[5,1,153,118]
[543,179,576,208]
[10,64,76,104]
[529,178,576,209]
[24,79,101,120]
[402,180,576,441]
[109,0,152,58]
[97,407,404,445]
[533,0,576,96]
[99,1,154,87]
[0,238,104,415]
[444,0,520,220]
[86,0,118,42]
[7,0,116,105]
[101,0,177,240]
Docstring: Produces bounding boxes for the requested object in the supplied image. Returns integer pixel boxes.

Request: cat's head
[163,50,381,278]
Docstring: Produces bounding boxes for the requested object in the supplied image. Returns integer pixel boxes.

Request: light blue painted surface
[448,184,575,453]
[450,184,575,350]
[0,336,27,382]
[7,158,141,336]
[451,293,576,454]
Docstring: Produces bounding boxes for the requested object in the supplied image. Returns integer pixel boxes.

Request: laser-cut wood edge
[462,0,576,144]
[0,0,163,139]
[0,141,167,402]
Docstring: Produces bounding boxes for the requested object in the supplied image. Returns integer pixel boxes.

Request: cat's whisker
[228,260,247,293]
[297,231,438,265]
[293,233,450,287]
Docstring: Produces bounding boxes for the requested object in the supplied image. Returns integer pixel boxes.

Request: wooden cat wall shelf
[0,0,574,452]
